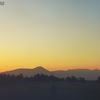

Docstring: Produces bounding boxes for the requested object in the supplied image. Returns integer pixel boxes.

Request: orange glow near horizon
[0,64,100,73]
[0,1,100,72]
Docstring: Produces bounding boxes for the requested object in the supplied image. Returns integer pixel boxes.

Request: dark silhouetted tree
[71,75,77,82]
[66,76,72,82]
[16,73,23,82]
[78,77,86,82]
[97,76,100,82]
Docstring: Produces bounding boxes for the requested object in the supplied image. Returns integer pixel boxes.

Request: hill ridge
[1,66,100,80]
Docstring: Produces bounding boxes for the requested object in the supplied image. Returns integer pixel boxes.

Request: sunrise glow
[0,0,100,72]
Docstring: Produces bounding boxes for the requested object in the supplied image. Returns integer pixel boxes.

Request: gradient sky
[0,0,100,72]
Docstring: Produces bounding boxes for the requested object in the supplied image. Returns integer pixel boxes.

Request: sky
[0,0,100,72]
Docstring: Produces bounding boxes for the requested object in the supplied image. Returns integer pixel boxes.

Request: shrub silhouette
[97,76,100,82]
[50,85,57,99]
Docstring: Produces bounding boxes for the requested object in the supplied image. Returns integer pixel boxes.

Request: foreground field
[0,82,100,100]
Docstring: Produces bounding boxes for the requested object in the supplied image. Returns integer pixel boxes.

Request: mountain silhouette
[2,66,51,77]
[52,69,100,80]
[1,66,100,80]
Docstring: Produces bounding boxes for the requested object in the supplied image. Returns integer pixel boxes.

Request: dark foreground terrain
[0,82,100,100]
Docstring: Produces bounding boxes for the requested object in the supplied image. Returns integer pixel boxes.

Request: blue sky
[0,0,100,71]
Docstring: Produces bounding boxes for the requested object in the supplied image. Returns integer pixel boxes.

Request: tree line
[0,73,100,83]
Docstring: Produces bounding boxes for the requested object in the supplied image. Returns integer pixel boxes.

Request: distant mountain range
[1,66,100,80]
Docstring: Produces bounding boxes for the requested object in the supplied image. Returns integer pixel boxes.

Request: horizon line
[0,66,99,73]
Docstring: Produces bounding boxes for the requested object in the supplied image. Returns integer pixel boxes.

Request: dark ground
[0,82,100,100]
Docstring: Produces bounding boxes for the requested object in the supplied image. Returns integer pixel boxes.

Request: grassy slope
[0,82,100,100]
